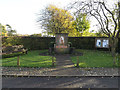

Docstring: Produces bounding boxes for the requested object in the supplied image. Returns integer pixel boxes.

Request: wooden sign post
[76,56,79,67]
[52,56,55,67]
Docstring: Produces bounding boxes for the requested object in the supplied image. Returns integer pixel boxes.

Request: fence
[2,55,55,67]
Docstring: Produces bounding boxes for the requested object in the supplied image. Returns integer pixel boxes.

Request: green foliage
[68,37,95,49]
[39,5,74,36]
[20,37,55,50]
[82,29,96,36]
[71,49,119,67]
[6,24,17,36]
[2,37,51,50]
[7,30,16,36]
[2,50,56,67]
[75,63,88,68]
[2,52,24,58]
[68,42,72,47]
[0,23,7,36]
[2,37,22,46]
[30,33,42,37]
[0,23,17,36]
[72,13,90,36]
[49,42,55,48]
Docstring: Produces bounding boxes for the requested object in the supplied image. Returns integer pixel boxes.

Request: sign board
[95,38,109,48]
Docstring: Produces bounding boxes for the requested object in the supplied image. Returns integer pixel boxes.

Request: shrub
[68,42,72,47]
[2,37,22,47]
[75,63,87,68]
[2,46,14,53]
[2,52,24,58]
[2,45,28,58]
[49,42,55,48]
[2,45,27,53]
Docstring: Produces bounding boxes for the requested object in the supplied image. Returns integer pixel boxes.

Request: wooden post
[76,56,79,67]
[17,56,20,66]
[118,55,120,65]
[52,56,54,67]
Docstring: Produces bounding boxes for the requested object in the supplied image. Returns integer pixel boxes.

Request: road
[2,76,120,88]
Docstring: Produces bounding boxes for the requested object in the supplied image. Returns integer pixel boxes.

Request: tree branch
[101,2,117,37]
[100,4,112,36]
[90,11,108,35]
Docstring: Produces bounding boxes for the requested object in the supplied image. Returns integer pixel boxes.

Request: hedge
[20,37,55,50]
[2,36,120,53]
[68,37,95,50]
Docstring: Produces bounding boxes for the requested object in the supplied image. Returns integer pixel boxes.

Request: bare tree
[69,0,120,65]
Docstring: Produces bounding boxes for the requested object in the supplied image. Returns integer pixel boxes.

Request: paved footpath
[56,54,74,68]
[2,54,119,76]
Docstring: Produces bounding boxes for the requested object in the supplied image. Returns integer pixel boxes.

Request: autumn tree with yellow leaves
[0,23,17,36]
[0,23,7,36]
[38,5,74,36]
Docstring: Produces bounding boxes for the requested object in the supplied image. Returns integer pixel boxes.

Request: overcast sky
[0,0,74,35]
[0,0,118,35]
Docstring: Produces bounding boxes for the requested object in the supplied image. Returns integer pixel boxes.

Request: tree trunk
[110,37,118,65]
[111,45,116,65]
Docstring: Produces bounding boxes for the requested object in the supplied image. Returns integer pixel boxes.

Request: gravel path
[2,67,119,76]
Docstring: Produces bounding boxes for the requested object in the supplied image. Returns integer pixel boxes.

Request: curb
[2,75,119,77]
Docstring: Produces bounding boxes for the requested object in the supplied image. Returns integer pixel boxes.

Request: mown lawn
[1,50,56,67]
[71,49,120,68]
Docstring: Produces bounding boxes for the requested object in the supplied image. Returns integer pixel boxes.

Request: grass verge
[70,49,119,68]
[1,50,56,67]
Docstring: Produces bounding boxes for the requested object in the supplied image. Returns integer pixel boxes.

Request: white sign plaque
[96,39,101,47]
[95,38,109,48]
[103,40,109,47]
